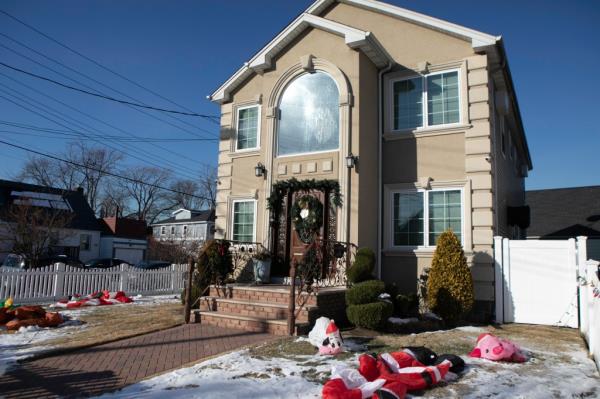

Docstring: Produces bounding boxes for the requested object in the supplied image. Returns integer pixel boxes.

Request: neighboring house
[526,186,600,261]
[209,0,532,319]
[0,179,102,263]
[99,216,148,264]
[151,209,215,245]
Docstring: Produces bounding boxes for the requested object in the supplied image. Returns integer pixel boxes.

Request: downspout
[377,62,393,279]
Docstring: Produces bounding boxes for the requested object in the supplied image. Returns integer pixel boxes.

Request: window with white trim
[236,105,259,151]
[232,200,255,242]
[391,188,462,247]
[392,70,460,131]
[160,226,165,235]
[80,234,91,251]
[278,71,339,156]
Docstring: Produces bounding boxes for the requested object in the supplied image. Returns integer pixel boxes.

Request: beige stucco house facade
[209,0,532,319]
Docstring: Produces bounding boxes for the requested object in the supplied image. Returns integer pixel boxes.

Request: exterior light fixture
[345,153,358,169]
[254,162,266,177]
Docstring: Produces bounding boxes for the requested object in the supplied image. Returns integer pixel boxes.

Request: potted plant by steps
[253,249,272,284]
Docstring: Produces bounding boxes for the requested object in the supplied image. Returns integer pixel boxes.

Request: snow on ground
[0,294,179,376]
[95,329,600,399]
[0,318,84,376]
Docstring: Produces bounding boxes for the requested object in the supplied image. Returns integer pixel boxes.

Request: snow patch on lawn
[0,317,85,376]
[95,336,599,399]
[97,348,359,399]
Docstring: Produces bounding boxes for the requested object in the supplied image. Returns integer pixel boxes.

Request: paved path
[0,324,275,398]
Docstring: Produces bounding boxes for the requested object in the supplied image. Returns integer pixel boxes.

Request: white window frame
[170,226,175,235]
[230,199,257,243]
[183,225,188,237]
[160,226,165,236]
[80,234,91,251]
[389,68,462,133]
[235,104,260,152]
[388,187,464,250]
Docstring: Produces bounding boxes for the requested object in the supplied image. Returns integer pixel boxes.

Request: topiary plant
[345,279,386,305]
[347,247,375,284]
[347,301,394,330]
[395,293,419,317]
[426,230,474,325]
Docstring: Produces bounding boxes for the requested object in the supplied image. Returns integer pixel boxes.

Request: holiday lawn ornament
[435,354,465,374]
[0,304,64,330]
[322,366,406,399]
[358,352,452,392]
[54,290,133,309]
[468,333,527,362]
[309,317,344,355]
[291,194,323,243]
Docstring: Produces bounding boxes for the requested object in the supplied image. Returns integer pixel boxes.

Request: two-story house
[151,208,215,246]
[209,0,532,319]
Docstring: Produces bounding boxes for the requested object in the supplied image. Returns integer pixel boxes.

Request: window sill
[382,248,436,256]
[384,124,471,141]
[229,150,261,159]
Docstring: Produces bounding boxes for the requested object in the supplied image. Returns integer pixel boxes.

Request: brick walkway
[0,324,275,398]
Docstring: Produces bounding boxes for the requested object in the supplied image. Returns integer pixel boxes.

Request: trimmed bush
[345,279,386,306]
[426,230,474,325]
[395,293,419,317]
[180,284,202,309]
[347,301,394,330]
[347,248,376,284]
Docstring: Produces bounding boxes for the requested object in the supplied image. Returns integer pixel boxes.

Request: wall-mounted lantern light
[254,162,266,177]
[345,153,358,169]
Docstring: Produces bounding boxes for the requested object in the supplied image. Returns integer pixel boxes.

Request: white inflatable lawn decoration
[308,317,344,355]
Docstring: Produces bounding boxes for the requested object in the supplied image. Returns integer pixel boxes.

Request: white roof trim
[208,13,393,103]
[305,0,499,48]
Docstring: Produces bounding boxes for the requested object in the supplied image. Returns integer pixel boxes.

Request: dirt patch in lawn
[41,301,184,349]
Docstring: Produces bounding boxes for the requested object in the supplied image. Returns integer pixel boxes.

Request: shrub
[200,240,233,285]
[347,247,375,284]
[347,301,394,330]
[426,230,474,325]
[345,279,386,306]
[181,259,211,308]
[180,284,202,309]
[395,293,419,317]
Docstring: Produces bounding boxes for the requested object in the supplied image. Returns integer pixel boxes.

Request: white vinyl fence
[494,236,585,328]
[579,258,600,371]
[0,263,188,304]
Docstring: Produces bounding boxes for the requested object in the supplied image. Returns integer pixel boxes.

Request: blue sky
[0,0,598,190]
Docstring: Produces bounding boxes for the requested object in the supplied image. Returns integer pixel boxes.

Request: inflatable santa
[322,366,406,399]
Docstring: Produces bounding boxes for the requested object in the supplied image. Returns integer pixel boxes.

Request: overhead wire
[0,9,218,126]
[0,70,216,170]
[0,138,212,201]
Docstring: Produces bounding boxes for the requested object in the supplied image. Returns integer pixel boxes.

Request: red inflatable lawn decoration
[54,290,133,309]
[468,333,527,362]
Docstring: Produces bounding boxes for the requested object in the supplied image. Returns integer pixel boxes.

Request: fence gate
[494,236,586,328]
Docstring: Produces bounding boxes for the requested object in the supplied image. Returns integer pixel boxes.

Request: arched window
[277,71,339,156]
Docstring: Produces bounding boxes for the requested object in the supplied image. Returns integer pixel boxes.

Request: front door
[289,190,326,265]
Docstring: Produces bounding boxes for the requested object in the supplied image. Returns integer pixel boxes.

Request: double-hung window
[236,105,259,151]
[391,188,462,248]
[232,200,256,242]
[80,234,91,251]
[392,70,460,131]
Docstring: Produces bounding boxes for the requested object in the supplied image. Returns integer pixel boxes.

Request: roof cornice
[208,13,393,103]
[306,0,499,48]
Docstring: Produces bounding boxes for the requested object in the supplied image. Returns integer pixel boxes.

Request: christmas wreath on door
[291,194,323,243]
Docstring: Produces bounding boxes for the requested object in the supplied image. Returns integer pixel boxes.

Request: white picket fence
[0,263,188,304]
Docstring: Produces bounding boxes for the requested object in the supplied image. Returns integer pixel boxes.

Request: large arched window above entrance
[277,71,339,157]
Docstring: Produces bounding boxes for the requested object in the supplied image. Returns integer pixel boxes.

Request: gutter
[377,62,393,279]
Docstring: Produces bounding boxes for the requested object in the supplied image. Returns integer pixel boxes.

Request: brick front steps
[194,284,347,336]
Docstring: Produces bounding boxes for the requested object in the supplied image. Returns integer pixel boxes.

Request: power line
[0,61,219,121]
[0,73,216,173]
[0,90,205,181]
[0,138,212,201]
[0,35,220,140]
[0,128,217,142]
[0,9,216,124]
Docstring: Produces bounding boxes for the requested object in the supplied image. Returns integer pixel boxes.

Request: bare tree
[99,180,130,217]
[170,179,202,210]
[0,200,73,268]
[118,166,172,223]
[198,165,217,209]
[66,142,123,214]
